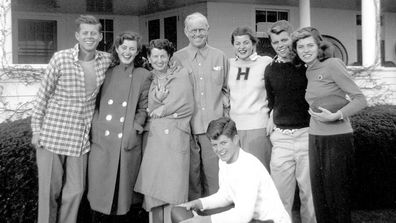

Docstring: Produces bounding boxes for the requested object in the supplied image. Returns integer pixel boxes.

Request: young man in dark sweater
[264,20,316,223]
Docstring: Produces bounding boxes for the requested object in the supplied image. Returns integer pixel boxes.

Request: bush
[350,104,396,209]
[0,117,37,223]
[0,117,147,223]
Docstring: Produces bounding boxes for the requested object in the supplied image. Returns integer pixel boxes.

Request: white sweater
[200,149,290,223]
[228,54,272,130]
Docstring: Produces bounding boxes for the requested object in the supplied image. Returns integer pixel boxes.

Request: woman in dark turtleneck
[88,31,152,221]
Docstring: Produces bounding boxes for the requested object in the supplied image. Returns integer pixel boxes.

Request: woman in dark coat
[88,31,152,221]
[135,39,194,223]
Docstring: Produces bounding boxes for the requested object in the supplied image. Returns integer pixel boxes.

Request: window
[164,16,177,49]
[16,0,57,7]
[98,19,113,52]
[17,19,57,64]
[255,9,289,57]
[87,0,113,13]
[148,19,160,42]
[322,35,348,64]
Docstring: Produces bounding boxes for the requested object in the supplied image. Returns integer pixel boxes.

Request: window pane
[278,11,288,21]
[256,10,267,23]
[148,19,160,42]
[17,19,57,64]
[164,16,177,49]
[267,11,277,22]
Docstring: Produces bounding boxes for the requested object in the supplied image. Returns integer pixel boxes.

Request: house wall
[205,2,396,66]
[138,2,207,49]
[383,12,396,63]
[11,11,139,63]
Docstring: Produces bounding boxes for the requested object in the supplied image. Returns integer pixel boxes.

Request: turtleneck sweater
[305,58,367,135]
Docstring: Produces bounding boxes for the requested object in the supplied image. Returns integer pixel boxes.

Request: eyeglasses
[187,28,208,35]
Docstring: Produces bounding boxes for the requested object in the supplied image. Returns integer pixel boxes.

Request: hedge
[350,105,396,209]
[0,105,395,222]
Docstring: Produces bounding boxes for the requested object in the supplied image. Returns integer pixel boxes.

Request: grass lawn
[291,209,396,223]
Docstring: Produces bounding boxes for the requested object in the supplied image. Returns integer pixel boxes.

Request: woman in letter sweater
[292,27,367,223]
[227,26,273,171]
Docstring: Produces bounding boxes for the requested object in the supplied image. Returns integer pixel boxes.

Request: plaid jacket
[31,44,112,157]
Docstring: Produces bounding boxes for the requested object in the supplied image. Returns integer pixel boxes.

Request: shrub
[0,117,147,223]
[0,117,37,223]
[350,104,396,209]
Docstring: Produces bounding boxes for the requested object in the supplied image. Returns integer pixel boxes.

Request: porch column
[299,0,311,27]
[0,0,12,67]
[361,0,380,67]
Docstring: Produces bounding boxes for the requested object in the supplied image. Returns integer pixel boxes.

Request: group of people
[31,11,367,223]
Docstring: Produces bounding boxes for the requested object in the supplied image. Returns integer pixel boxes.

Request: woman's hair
[206,117,237,141]
[291,27,334,62]
[230,26,258,45]
[147,39,176,58]
[109,31,145,68]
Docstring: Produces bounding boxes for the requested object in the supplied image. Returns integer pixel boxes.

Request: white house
[0,0,395,122]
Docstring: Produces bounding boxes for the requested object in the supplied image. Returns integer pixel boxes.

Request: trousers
[36,148,87,223]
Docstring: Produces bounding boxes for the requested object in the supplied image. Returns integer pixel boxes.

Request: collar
[186,43,209,61]
[236,52,258,61]
[274,55,293,63]
[72,44,101,62]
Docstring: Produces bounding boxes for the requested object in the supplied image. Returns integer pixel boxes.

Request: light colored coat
[88,65,152,215]
[135,67,194,210]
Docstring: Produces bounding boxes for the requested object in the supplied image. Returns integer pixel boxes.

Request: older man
[173,12,230,201]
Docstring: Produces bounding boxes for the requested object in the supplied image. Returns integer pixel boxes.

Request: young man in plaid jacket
[31,15,112,223]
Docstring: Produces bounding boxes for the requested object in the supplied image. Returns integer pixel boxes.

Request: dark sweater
[264,58,310,129]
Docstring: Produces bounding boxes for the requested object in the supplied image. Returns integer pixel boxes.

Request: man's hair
[184,12,209,30]
[206,117,237,141]
[267,20,293,41]
[148,39,176,58]
[109,31,142,67]
[230,26,258,45]
[291,26,334,62]
[75,15,102,32]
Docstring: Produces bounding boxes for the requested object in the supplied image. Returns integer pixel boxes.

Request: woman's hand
[150,105,165,119]
[155,85,169,101]
[308,107,342,122]
[266,113,275,136]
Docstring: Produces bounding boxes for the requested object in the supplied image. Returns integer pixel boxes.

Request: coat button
[120,117,125,123]
[108,99,113,105]
[104,130,110,136]
[164,129,169,134]
[122,101,127,107]
[106,115,112,121]
[118,133,123,138]
[173,113,178,118]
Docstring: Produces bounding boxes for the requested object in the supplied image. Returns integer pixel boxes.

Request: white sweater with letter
[228,54,272,130]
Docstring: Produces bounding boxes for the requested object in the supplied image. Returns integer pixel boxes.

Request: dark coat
[88,65,152,215]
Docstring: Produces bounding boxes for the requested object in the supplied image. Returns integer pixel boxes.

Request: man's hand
[179,199,203,211]
[180,215,212,223]
[308,107,342,122]
[31,132,42,149]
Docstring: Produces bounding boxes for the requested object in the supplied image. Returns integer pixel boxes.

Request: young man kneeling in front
[179,117,291,223]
